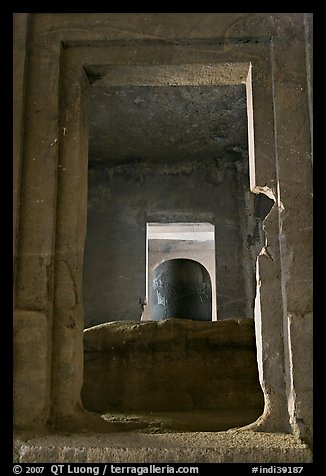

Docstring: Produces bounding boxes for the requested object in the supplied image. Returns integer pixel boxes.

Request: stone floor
[14,427,312,463]
[99,409,264,432]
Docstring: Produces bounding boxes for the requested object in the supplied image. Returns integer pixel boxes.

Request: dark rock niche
[151,259,212,321]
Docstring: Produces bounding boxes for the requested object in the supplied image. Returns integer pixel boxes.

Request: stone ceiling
[88,84,248,169]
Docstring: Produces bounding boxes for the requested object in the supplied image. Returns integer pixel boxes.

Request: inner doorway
[144,222,216,321]
[80,64,264,432]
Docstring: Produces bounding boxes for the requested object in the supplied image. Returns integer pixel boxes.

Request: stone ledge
[14,430,312,463]
[82,318,264,416]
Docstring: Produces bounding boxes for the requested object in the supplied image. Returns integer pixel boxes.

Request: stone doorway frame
[14,14,312,441]
[143,222,217,321]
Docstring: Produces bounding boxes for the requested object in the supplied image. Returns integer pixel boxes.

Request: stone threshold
[14,430,312,463]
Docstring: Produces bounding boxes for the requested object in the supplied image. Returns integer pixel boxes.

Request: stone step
[14,430,312,463]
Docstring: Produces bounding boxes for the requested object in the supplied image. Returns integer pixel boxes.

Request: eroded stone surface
[14,430,312,463]
[13,311,49,429]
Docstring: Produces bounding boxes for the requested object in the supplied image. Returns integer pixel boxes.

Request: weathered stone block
[13,311,49,428]
[82,318,264,418]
